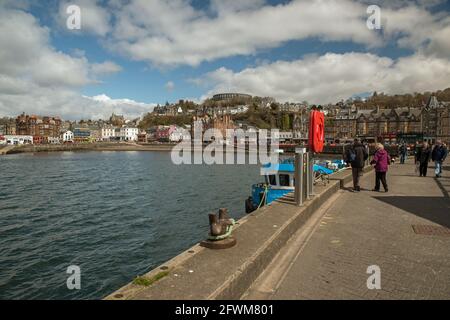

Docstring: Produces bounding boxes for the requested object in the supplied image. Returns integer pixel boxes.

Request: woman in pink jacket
[370,143,390,192]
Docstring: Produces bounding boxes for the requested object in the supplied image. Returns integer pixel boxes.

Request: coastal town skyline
[1,0,450,120]
[2,88,450,145]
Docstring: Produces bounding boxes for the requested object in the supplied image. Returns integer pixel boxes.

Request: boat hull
[250,184,293,208]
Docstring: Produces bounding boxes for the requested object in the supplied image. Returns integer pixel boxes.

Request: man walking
[431,141,448,178]
[345,138,369,192]
[399,143,407,164]
[415,142,431,177]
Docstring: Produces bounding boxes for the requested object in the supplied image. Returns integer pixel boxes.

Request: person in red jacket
[370,143,390,192]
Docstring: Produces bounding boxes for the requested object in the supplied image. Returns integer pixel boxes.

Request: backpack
[348,148,356,163]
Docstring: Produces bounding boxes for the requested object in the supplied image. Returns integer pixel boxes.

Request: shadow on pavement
[434,178,450,198]
[373,195,450,228]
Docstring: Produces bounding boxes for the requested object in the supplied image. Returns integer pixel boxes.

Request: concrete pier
[244,160,450,300]
[106,160,449,300]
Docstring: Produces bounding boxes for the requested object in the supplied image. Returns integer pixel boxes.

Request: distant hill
[354,87,450,109]
[138,87,450,130]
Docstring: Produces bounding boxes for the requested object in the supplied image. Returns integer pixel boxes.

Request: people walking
[399,143,407,164]
[345,138,368,192]
[415,142,431,177]
[432,141,448,178]
[370,143,390,192]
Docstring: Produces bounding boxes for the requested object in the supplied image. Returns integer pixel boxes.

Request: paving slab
[272,161,450,300]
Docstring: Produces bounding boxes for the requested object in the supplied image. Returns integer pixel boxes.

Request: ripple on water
[0,151,260,299]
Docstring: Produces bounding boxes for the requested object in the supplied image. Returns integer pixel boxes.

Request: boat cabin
[261,163,295,189]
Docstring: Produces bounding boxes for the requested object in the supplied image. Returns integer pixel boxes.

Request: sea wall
[2,142,176,154]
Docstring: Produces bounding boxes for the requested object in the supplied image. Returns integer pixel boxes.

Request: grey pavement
[269,161,450,299]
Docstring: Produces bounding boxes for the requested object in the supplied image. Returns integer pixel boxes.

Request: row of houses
[0,126,141,145]
[138,125,191,143]
[325,96,450,143]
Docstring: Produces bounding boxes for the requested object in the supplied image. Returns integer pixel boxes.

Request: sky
[0,0,450,120]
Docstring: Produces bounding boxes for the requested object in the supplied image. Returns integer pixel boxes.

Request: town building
[3,135,33,145]
[325,96,450,143]
[153,104,179,116]
[292,109,310,139]
[212,93,252,101]
[154,126,173,142]
[62,131,74,143]
[16,113,61,138]
[137,132,148,143]
[273,131,294,142]
[101,127,116,141]
[48,137,61,144]
[169,126,191,142]
[119,127,139,141]
[73,128,91,143]
[109,113,125,126]
[0,118,16,135]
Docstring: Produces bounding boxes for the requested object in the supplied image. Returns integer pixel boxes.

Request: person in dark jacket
[370,143,390,192]
[415,142,431,177]
[345,138,369,192]
[399,143,407,164]
[431,140,448,178]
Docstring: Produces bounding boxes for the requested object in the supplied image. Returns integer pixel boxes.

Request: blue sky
[1,0,450,119]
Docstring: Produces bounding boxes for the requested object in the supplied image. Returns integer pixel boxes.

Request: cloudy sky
[1,0,450,120]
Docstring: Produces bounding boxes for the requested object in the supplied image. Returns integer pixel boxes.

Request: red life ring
[308,110,325,153]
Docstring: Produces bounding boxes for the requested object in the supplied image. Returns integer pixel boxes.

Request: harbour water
[0,151,260,299]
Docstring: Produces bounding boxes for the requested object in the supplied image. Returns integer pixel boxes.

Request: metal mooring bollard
[200,208,236,249]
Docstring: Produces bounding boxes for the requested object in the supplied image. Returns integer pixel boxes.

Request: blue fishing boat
[245,159,345,213]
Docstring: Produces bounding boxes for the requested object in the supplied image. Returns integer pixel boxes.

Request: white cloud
[0,8,92,88]
[0,7,150,120]
[0,88,155,121]
[209,0,267,15]
[81,94,156,119]
[103,0,450,68]
[357,0,445,9]
[196,52,450,104]
[91,61,122,75]
[422,17,450,59]
[58,0,111,36]
[165,81,175,92]
[108,0,380,66]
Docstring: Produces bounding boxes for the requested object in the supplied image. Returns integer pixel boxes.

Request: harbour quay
[106,161,449,300]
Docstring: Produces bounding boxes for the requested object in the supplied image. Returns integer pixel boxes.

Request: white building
[229,105,249,115]
[4,135,33,145]
[101,127,116,141]
[62,131,74,143]
[48,137,61,144]
[119,127,139,141]
[273,131,293,141]
[169,126,191,142]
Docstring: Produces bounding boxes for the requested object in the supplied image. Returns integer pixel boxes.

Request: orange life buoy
[308,110,325,153]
